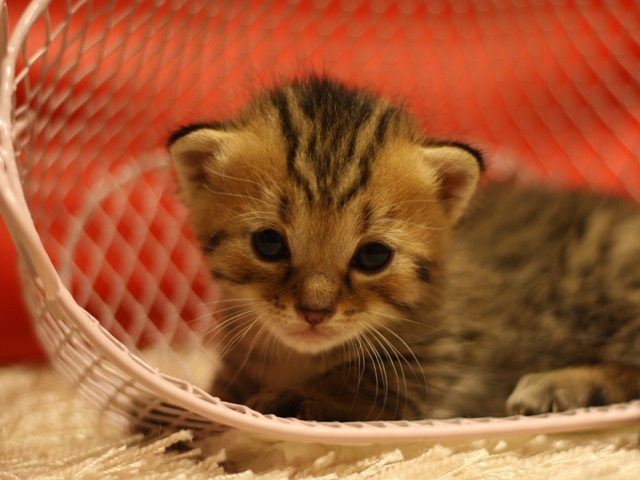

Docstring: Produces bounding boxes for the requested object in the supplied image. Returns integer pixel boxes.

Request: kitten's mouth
[274,323,348,354]
[293,326,328,341]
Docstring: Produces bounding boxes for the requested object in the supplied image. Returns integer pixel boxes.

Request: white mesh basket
[1,0,640,443]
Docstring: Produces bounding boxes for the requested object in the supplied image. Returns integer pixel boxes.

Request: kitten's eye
[252,229,289,261]
[352,242,393,272]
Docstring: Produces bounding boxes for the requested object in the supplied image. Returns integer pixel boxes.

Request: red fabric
[1,1,638,362]
[0,222,44,362]
[0,0,44,363]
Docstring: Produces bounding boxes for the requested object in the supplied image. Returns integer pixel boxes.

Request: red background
[1,1,638,363]
[0,0,44,362]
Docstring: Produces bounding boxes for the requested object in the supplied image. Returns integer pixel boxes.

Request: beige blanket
[1,364,639,479]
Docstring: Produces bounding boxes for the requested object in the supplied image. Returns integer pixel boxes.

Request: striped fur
[169,77,640,421]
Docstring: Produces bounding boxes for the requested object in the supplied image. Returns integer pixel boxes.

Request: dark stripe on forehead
[337,152,370,207]
[337,107,396,207]
[296,77,374,125]
[271,91,296,150]
[290,78,380,204]
[271,91,314,202]
[340,100,374,166]
[334,107,374,191]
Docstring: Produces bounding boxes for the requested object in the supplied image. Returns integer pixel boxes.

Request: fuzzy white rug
[1,364,639,479]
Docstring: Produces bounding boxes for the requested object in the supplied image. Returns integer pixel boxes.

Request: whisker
[207,303,268,349]
[374,311,424,326]
[155,297,263,323]
[358,332,386,419]
[205,167,279,192]
[210,312,260,356]
[204,185,280,211]
[374,311,455,340]
[347,334,367,413]
[376,324,428,389]
[386,198,440,207]
[155,304,257,337]
[204,200,253,220]
[388,218,446,233]
[215,311,266,360]
[260,329,278,379]
[226,315,272,387]
[362,325,407,419]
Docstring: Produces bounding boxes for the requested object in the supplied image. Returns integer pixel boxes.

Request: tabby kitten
[168,76,640,421]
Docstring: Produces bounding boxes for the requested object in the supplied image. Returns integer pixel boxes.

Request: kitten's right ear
[168,125,232,204]
[421,142,484,223]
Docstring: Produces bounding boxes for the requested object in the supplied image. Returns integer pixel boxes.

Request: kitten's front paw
[506,370,607,416]
[245,387,337,421]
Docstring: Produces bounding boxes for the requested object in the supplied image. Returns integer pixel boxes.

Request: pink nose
[296,307,336,326]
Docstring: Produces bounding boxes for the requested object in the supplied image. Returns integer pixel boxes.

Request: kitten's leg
[244,385,357,421]
[506,364,640,415]
[209,349,415,421]
[245,386,410,422]
[244,365,424,422]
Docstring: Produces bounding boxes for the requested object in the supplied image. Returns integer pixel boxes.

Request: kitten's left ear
[421,143,483,223]
[167,125,233,205]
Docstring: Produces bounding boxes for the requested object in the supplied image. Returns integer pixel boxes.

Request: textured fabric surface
[1,365,639,479]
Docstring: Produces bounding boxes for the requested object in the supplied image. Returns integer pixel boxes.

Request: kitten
[168,76,640,421]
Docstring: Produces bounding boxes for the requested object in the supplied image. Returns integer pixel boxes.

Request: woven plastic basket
[1,0,640,444]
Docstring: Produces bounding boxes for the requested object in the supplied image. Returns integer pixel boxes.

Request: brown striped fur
[169,76,640,421]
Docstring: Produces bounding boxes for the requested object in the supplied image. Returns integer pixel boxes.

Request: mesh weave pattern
[5,0,640,439]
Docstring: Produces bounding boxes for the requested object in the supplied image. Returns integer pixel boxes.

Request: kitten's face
[170,79,481,354]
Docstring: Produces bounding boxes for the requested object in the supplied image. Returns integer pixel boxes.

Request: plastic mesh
[7,0,640,436]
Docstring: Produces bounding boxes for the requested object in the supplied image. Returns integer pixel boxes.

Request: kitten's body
[425,186,640,418]
[169,77,640,421]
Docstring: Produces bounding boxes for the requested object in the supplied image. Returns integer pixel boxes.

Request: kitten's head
[169,77,482,354]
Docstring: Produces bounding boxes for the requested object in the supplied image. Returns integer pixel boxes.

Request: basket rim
[1,0,639,444]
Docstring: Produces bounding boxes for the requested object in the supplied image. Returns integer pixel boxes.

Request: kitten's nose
[296,306,336,326]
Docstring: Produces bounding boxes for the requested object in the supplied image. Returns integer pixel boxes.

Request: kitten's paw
[506,370,608,416]
[245,387,337,421]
